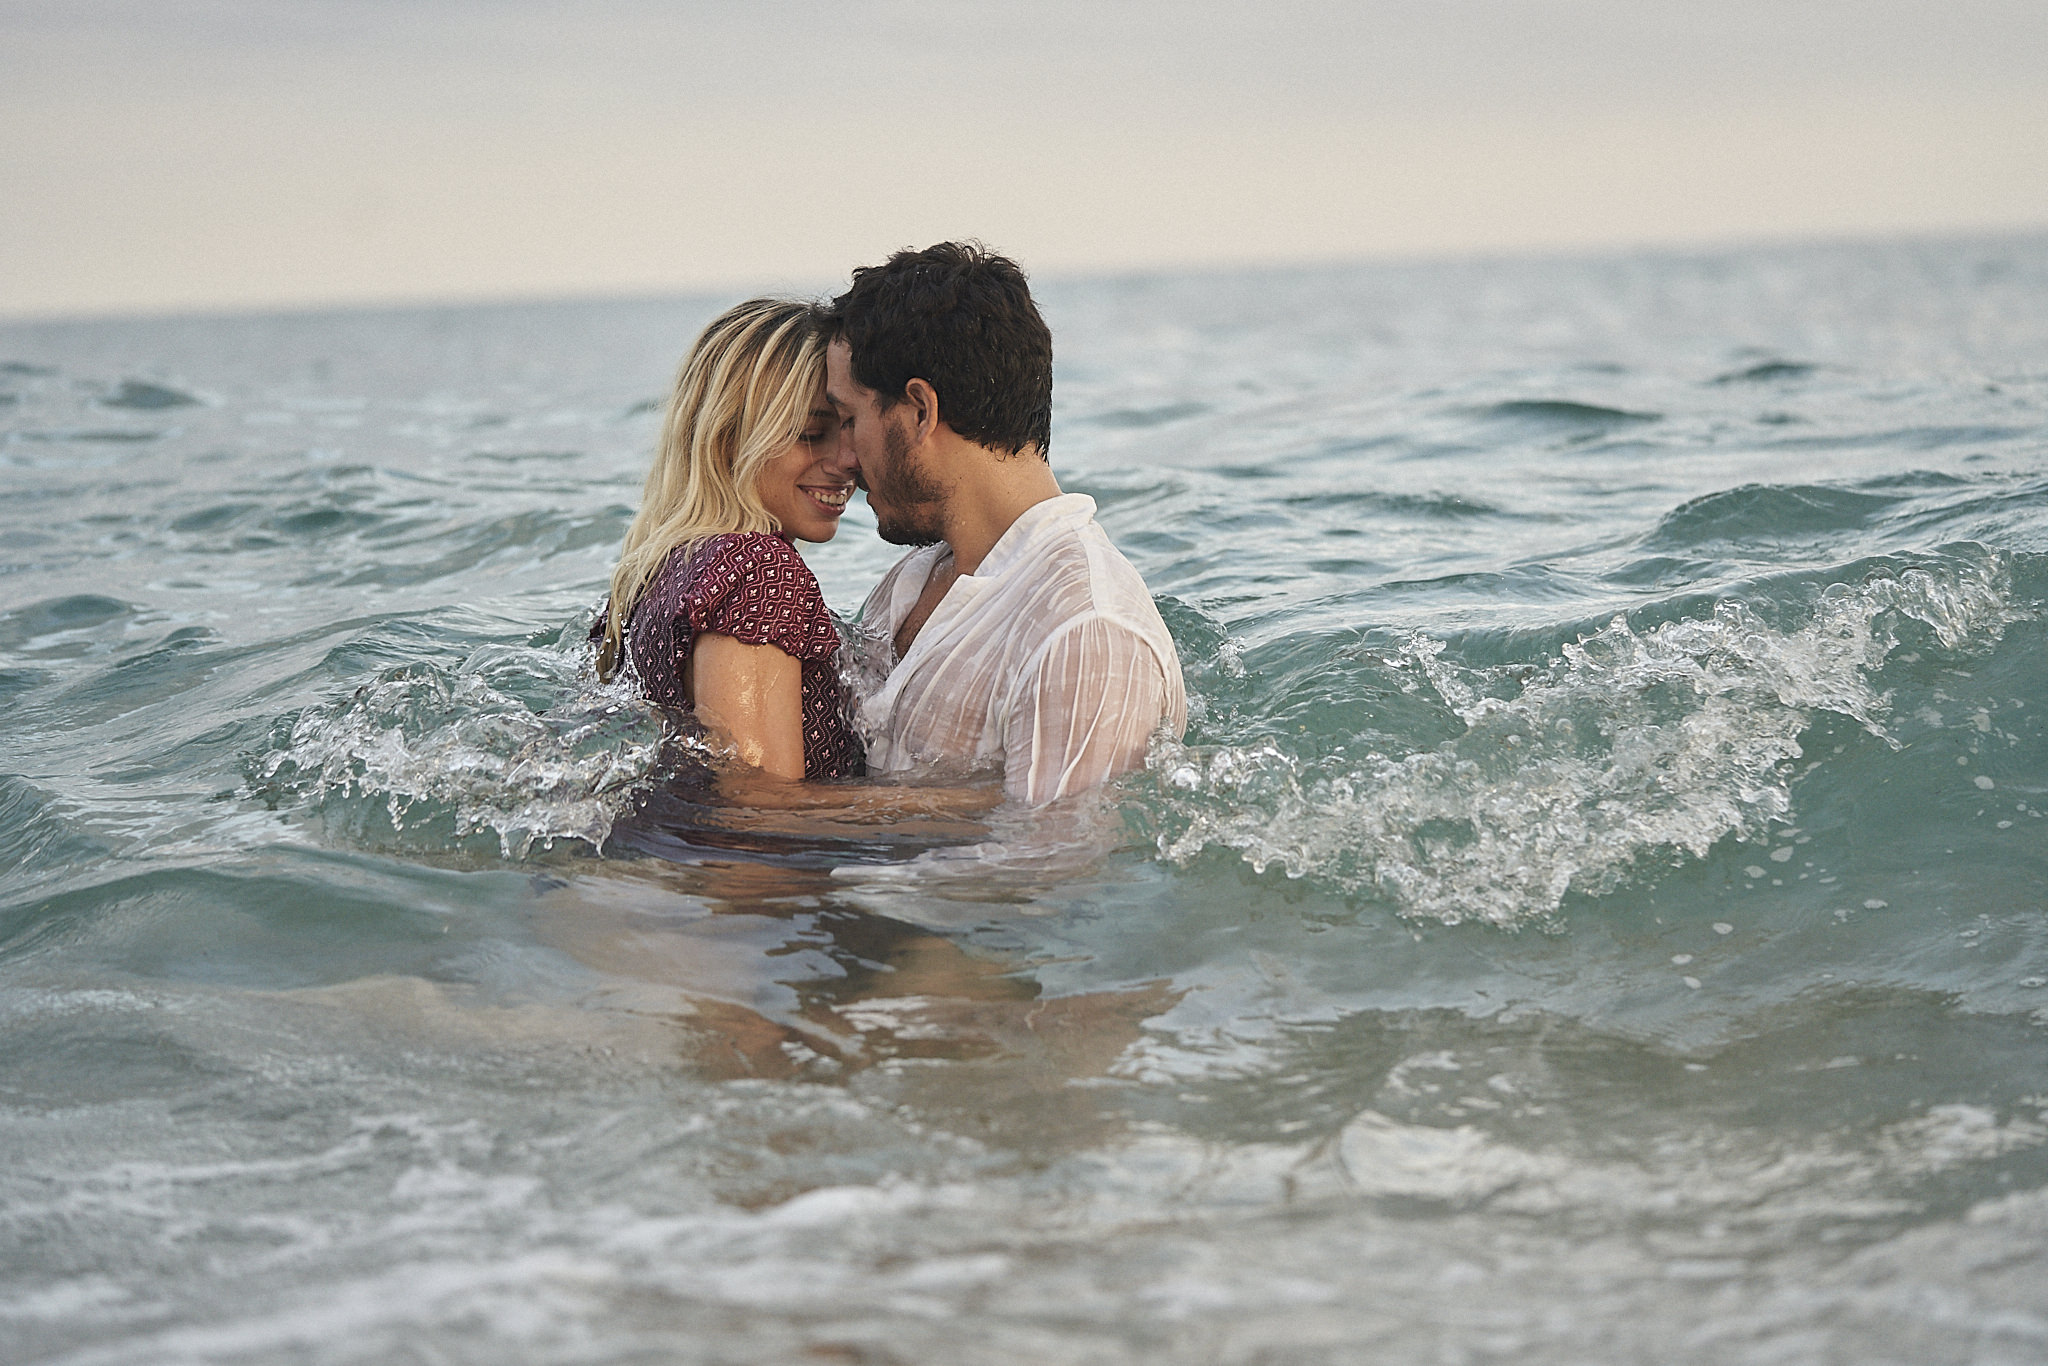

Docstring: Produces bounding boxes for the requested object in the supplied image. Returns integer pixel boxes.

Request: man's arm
[1002,617,1177,805]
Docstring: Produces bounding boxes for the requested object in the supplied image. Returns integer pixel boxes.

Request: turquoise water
[4,236,2048,1364]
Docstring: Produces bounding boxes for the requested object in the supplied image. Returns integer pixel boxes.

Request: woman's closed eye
[799,410,842,446]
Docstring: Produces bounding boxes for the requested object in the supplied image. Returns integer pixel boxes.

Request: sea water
[3,236,2047,1364]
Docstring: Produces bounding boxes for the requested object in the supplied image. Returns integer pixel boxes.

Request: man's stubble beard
[869,416,949,548]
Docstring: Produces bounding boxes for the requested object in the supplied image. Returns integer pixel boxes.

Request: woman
[597,298,863,784]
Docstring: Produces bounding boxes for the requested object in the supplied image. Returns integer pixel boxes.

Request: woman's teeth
[805,487,851,508]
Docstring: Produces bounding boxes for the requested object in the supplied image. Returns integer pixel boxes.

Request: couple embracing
[596,242,1184,813]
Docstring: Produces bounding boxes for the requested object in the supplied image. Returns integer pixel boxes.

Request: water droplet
[1974,774,1996,790]
[1683,976,1702,989]
[1671,953,1694,965]
[1863,899,1888,910]
[1712,922,1734,935]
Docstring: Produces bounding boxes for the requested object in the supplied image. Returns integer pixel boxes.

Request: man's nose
[830,425,859,474]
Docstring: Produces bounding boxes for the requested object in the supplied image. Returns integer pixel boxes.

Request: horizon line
[5,221,2046,331]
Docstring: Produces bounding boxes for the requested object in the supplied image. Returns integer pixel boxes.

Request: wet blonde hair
[597,298,823,680]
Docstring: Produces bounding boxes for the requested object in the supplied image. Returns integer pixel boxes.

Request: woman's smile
[756,404,855,541]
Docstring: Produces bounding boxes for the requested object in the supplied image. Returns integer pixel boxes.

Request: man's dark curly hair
[822,241,1053,459]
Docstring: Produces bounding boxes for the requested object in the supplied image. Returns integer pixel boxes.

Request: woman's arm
[685,631,807,781]
[684,631,999,820]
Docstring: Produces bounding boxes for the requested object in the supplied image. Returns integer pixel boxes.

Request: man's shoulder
[985,515,1178,676]
[1022,514,1157,608]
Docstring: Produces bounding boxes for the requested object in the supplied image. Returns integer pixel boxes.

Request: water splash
[247,632,668,858]
[1148,555,2023,928]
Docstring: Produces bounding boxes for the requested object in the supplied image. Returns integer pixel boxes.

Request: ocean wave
[1710,359,1820,385]
[99,380,202,411]
[245,630,666,858]
[1145,551,2027,928]
[1644,484,1901,549]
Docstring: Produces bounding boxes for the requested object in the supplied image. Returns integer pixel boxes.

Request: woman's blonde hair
[597,298,823,680]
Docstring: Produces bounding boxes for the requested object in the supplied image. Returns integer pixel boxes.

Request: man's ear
[903,378,941,443]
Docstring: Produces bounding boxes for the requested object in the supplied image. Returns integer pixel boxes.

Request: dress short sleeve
[679,534,842,663]
[615,532,863,778]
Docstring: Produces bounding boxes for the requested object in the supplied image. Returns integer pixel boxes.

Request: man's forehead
[824,338,873,402]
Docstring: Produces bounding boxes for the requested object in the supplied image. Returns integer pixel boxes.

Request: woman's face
[754,399,854,542]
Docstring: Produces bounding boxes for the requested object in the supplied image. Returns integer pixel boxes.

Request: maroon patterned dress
[613,533,863,779]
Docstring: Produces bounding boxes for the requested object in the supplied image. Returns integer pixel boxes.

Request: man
[823,241,1185,806]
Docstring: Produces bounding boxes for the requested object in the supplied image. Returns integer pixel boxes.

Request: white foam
[249,635,667,858]
[1150,556,2022,927]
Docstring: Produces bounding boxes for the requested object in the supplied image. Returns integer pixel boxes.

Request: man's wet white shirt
[852,493,1186,805]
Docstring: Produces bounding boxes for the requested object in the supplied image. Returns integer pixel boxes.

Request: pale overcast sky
[3,0,2044,318]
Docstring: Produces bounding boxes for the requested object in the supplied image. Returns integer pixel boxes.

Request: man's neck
[936,438,1063,576]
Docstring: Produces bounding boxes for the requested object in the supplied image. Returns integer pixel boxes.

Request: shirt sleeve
[681,535,840,663]
[1001,616,1176,805]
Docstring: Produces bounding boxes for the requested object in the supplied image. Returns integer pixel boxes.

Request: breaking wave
[1145,552,2025,927]
[246,630,668,858]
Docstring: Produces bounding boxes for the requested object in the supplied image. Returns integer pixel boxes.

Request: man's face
[826,338,948,547]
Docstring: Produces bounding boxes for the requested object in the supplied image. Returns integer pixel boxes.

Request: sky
[3,0,2045,319]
